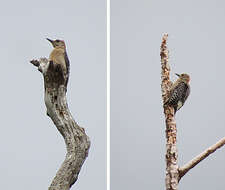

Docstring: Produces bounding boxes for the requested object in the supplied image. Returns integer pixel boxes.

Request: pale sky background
[111,0,225,189]
[0,1,106,190]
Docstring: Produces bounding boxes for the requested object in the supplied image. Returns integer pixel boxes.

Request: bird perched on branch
[164,73,190,114]
[47,38,70,91]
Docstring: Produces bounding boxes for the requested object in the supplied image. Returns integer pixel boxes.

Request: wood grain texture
[31,58,90,190]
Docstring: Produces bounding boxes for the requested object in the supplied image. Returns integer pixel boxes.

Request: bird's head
[175,73,190,83]
[46,38,66,49]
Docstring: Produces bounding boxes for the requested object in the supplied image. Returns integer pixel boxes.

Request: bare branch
[30,58,90,190]
[160,34,225,189]
[160,34,179,190]
[160,34,173,103]
[179,137,225,180]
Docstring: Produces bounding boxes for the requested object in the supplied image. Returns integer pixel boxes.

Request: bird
[46,38,70,91]
[164,73,190,114]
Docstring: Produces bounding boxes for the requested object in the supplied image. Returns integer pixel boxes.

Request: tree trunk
[160,34,179,190]
[160,34,225,189]
[31,58,90,190]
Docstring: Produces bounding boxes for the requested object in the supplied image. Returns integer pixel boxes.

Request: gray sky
[0,1,106,190]
[111,0,225,189]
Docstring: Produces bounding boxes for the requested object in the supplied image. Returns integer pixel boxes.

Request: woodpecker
[164,73,190,113]
[47,38,70,91]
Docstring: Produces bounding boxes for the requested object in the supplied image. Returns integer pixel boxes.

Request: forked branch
[160,34,225,189]
[30,58,90,190]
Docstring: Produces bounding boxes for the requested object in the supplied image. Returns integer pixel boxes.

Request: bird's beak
[175,73,180,77]
[46,38,54,44]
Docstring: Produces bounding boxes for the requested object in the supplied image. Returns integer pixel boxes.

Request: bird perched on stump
[47,38,70,91]
[164,73,190,114]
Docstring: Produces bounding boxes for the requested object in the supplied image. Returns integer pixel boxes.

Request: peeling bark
[30,58,90,190]
[160,34,179,190]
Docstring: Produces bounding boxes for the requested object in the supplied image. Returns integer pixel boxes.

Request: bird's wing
[64,51,70,89]
[182,83,190,103]
[167,82,189,106]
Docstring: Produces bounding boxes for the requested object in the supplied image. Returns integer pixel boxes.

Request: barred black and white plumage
[164,73,190,113]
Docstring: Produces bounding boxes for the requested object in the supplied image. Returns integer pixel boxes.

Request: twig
[31,58,90,190]
[179,137,225,180]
